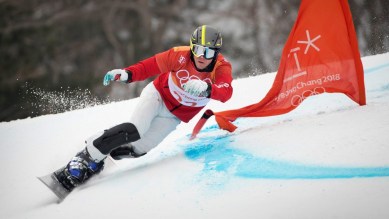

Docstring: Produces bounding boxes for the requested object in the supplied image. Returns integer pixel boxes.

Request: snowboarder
[55,25,233,191]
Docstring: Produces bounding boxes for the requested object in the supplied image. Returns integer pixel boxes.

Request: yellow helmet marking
[201,25,206,45]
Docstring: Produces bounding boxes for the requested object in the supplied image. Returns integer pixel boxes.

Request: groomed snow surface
[1,53,389,219]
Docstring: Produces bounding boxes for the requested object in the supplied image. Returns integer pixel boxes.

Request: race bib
[168,70,211,107]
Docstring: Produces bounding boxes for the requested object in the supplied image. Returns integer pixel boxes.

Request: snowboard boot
[54,148,105,191]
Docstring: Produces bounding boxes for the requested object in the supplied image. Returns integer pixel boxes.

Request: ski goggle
[190,42,218,60]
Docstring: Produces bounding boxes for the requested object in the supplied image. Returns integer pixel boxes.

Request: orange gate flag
[191,0,366,139]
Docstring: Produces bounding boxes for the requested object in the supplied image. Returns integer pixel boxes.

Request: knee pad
[93,123,141,154]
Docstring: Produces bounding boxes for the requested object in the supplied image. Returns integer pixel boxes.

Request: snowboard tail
[37,171,70,203]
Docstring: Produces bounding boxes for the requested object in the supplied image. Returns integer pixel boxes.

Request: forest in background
[1,0,388,122]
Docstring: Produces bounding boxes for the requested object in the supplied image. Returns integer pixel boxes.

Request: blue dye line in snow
[182,62,389,180]
[364,63,389,74]
[183,134,389,180]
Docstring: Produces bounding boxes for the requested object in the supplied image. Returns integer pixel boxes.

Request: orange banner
[191,0,365,138]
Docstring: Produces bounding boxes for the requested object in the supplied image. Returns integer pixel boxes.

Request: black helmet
[190,25,222,49]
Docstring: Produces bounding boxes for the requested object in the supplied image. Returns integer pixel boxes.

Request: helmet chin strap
[190,52,218,72]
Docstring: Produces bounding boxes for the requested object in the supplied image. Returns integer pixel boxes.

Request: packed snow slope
[1,53,389,219]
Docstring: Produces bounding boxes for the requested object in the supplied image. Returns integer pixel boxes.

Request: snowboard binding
[55,148,105,191]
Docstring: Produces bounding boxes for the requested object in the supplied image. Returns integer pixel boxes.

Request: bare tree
[0,0,388,121]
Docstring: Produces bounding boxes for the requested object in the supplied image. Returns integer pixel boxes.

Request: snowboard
[38,157,117,203]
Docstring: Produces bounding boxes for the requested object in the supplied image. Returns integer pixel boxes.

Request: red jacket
[124,46,233,122]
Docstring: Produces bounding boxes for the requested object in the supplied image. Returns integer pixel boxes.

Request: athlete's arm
[210,63,233,102]
[123,56,162,82]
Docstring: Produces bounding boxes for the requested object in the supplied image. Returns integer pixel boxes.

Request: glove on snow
[182,80,211,97]
[103,69,132,86]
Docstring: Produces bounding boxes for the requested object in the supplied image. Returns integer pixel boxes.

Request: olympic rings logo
[175,70,212,87]
[291,87,325,106]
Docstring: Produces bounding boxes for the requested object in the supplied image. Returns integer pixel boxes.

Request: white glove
[182,80,209,97]
[103,69,129,86]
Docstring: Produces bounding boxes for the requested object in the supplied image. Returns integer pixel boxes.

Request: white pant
[130,83,181,154]
[87,83,180,161]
